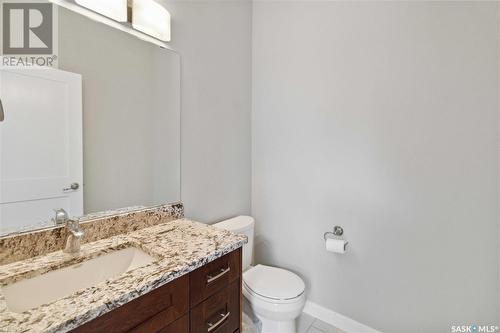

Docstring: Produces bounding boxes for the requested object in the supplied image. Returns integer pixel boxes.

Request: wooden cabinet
[129,315,189,333]
[71,275,189,333]
[190,247,241,307]
[70,248,242,333]
[190,280,240,333]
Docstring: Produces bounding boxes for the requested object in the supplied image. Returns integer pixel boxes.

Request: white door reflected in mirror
[0,6,181,236]
[0,68,83,234]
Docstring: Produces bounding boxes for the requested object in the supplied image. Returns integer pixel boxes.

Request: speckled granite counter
[0,219,247,333]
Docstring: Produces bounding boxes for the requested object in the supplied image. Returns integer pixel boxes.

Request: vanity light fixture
[132,0,171,42]
[49,0,172,48]
[74,0,127,22]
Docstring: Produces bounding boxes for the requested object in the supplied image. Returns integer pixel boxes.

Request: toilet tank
[213,216,254,271]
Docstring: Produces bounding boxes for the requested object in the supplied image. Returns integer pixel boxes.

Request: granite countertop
[0,219,247,333]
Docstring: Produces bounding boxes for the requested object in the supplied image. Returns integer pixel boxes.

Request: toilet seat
[243,265,305,304]
[243,282,306,305]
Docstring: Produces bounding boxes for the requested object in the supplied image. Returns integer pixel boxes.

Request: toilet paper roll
[325,238,348,254]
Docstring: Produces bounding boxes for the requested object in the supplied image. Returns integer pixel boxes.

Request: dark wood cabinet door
[190,280,240,333]
[71,275,189,333]
[157,315,189,333]
[190,248,241,307]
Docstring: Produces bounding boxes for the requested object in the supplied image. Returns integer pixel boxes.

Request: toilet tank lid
[213,216,254,233]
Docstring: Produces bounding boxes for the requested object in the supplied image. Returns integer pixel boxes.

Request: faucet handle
[62,216,84,254]
[66,219,84,238]
[70,229,85,238]
[53,208,69,225]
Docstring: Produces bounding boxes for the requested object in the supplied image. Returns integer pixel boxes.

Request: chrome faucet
[64,219,85,254]
[54,209,84,254]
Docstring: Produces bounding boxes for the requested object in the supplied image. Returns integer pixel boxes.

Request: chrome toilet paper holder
[324,225,344,240]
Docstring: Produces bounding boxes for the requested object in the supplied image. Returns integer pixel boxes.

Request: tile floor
[243,298,344,333]
[297,312,344,333]
[243,300,345,333]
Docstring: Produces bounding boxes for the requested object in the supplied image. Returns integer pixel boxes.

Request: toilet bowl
[213,216,306,333]
[243,264,306,332]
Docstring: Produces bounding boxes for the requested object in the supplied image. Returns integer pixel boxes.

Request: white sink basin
[2,247,155,313]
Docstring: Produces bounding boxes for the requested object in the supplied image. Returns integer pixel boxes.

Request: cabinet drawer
[190,280,240,333]
[190,249,241,307]
[127,314,189,333]
[128,308,189,333]
[71,275,189,333]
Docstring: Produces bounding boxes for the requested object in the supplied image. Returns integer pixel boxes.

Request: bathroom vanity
[0,3,215,332]
[71,249,242,333]
[0,204,247,333]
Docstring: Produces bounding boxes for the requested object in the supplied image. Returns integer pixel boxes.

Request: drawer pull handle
[206,267,230,284]
[207,311,230,332]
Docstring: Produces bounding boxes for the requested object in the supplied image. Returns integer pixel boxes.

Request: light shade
[132,0,171,42]
[74,0,127,22]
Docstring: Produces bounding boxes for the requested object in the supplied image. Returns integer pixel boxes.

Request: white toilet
[214,216,306,333]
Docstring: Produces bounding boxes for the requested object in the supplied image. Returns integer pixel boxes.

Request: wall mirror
[0,4,181,235]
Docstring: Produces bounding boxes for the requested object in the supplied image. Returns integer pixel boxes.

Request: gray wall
[161,0,252,222]
[59,8,180,213]
[252,1,499,332]
[59,0,252,221]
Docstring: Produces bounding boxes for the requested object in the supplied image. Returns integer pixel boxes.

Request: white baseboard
[303,301,382,333]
